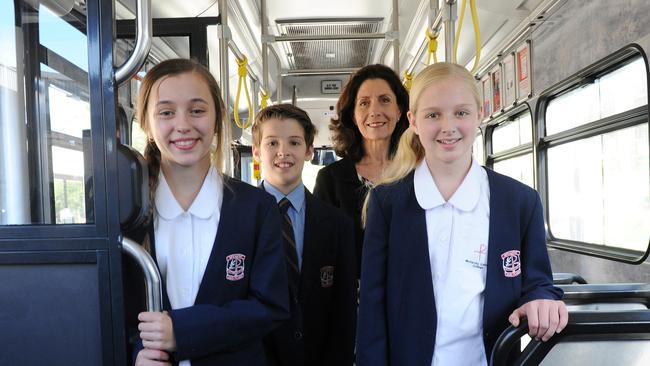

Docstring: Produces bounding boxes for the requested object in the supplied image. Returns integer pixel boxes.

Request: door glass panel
[0,1,92,225]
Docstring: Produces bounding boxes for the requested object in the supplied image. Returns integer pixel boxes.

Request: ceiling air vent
[276,18,384,71]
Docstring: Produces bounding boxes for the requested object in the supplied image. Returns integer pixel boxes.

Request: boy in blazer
[253,104,357,366]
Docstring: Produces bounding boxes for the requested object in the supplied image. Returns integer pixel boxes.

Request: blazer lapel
[401,181,436,329]
[482,169,515,334]
[300,190,328,300]
[392,175,437,351]
[194,181,235,304]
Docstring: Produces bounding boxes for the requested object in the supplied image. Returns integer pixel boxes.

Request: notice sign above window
[321,80,342,94]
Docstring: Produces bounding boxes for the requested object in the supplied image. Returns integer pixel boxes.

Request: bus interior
[0,0,649,364]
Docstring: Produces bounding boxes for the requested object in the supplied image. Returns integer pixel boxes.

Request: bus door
[0,1,135,364]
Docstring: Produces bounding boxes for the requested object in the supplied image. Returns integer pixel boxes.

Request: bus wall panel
[532,0,650,94]
[0,263,103,366]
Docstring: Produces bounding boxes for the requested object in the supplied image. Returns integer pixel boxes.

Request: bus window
[492,112,532,153]
[491,110,534,188]
[547,124,648,251]
[494,153,534,188]
[544,56,649,253]
[1,1,92,225]
[546,58,647,135]
[473,129,484,165]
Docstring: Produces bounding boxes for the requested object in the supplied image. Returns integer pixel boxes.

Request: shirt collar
[448,159,483,212]
[414,159,484,212]
[155,166,223,220]
[414,160,446,210]
[263,181,306,213]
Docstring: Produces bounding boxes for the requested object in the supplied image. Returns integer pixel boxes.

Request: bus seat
[490,310,650,366]
[117,143,149,233]
[553,272,588,285]
[311,148,337,166]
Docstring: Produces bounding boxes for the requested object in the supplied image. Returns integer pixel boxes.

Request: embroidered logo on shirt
[501,250,521,277]
[226,253,246,281]
[465,243,488,269]
[320,266,334,288]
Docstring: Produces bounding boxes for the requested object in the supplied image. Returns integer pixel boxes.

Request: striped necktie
[279,198,300,292]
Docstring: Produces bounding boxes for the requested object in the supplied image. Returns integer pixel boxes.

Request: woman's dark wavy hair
[330,64,409,162]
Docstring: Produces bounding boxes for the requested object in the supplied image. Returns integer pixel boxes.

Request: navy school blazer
[130,177,290,366]
[264,189,357,366]
[356,168,563,366]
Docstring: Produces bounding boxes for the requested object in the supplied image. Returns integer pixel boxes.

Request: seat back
[117,143,149,232]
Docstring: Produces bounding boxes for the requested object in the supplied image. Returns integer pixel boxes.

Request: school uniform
[356,160,563,366]
[262,182,357,366]
[313,158,369,277]
[132,168,290,366]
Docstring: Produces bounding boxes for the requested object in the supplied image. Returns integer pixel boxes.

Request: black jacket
[264,189,357,366]
[313,158,368,277]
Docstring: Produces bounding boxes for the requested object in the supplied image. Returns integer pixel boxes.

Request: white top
[414,159,490,366]
[154,166,222,366]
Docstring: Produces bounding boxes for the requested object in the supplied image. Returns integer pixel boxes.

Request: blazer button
[294,331,303,340]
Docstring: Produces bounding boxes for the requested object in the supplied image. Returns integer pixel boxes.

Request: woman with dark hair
[313,64,409,276]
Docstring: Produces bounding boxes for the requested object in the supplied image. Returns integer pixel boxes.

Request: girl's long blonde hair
[361,62,481,224]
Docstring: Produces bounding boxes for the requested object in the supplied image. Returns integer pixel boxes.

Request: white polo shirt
[414,159,490,366]
[154,166,222,366]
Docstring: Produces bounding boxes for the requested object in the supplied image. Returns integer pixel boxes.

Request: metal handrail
[115,0,152,85]
[121,236,162,312]
[228,41,260,83]
[490,310,650,366]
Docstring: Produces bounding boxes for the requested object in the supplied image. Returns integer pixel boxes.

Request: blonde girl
[357,62,567,366]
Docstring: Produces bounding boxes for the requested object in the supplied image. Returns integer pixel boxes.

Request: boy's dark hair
[252,104,317,148]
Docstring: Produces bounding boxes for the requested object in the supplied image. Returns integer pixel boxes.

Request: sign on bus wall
[516,41,532,99]
[503,53,516,107]
[481,75,492,117]
[491,65,502,114]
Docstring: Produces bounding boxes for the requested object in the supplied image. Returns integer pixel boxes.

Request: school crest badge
[320,266,334,288]
[501,250,521,278]
[226,253,246,281]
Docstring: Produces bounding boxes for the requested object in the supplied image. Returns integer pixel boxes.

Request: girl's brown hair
[136,58,228,223]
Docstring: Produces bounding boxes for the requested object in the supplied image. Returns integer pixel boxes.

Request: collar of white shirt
[414,159,483,212]
[155,166,223,220]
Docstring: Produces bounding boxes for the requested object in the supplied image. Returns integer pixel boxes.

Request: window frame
[485,104,535,181]
[0,0,115,244]
[536,44,650,264]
